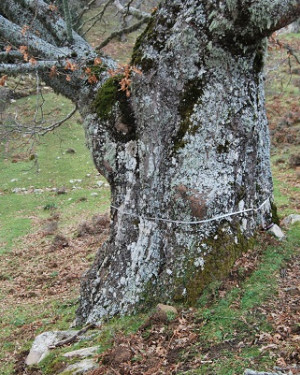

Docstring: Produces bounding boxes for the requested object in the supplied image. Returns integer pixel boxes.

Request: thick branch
[0,51,23,62]
[242,0,300,37]
[0,0,100,102]
[0,61,64,74]
[0,0,94,55]
[0,15,71,59]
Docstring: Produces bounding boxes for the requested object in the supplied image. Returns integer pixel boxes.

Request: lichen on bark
[76,0,300,324]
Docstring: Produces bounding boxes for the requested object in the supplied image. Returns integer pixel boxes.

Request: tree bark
[1,0,299,325]
[76,0,300,324]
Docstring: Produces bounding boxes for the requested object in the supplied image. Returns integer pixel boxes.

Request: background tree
[0,0,299,325]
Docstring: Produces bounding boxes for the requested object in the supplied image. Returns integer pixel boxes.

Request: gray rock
[61,359,98,374]
[244,370,282,375]
[63,346,98,359]
[281,214,300,227]
[56,187,67,195]
[268,224,285,240]
[26,330,79,365]
[66,148,76,154]
[156,304,178,315]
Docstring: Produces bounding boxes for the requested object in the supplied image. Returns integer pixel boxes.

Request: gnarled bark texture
[1,0,299,324]
[76,0,300,323]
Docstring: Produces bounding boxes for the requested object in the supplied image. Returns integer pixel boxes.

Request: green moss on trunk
[173,228,253,305]
[173,79,204,152]
[270,202,280,225]
[93,76,121,120]
[92,76,136,137]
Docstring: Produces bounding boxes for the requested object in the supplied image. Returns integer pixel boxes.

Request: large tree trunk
[76,1,280,324]
[1,0,298,325]
[1,1,298,325]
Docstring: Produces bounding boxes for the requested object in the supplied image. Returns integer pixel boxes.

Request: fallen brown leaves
[88,312,199,375]
[0,214,108,370]
[256,254,300,370]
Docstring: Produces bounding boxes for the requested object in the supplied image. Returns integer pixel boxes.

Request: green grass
[0,92,110,253]
[181,223,300,374]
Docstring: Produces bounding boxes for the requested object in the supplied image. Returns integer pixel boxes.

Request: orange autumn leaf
[65,60,77,71]
[88,75,99,84]
[0,75,8,86]
[19,45,28,54]
[48,3,58,12]
[66,75,71,82]
[5,45,12,53]
[49,65,57,78]
[94,57,102,66]
[132,66,142,75]
[29,57,37,65]
[108,69,117,77]
[85,67,92,75]
[21,25,30,36]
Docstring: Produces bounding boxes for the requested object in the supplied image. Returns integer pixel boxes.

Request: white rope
[111,197,271,225]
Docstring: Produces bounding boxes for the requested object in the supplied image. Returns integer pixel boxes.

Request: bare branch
[79,0,114,36]
[62,0,74,43]
[2,104,78,136]
[75,0,98,29]
[113,0,151,20]
[95,18,148,50]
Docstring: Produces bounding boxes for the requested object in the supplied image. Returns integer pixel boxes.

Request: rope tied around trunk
[111,197,271,225]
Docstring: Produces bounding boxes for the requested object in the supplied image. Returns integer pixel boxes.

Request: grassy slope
[0,26,299,375]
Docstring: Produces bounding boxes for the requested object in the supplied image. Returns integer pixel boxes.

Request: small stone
[289,153,300,168]
[61,359,98,374]
[63,346,98,359]
[56,187,67,195]
[244,370,281,375]
[78,197,87,202]
[34,189,44,194]
[90,192,98,197]
[281,214,300,227]
[26,330,79,365]
[66,148,76,154]
[96,181,104,187]
[268,224,285,241]
[156,304,178,315]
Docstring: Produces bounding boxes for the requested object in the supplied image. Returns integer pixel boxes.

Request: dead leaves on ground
[88,313,198,375]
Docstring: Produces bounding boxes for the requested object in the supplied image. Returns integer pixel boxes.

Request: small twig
[49,323,97,349]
